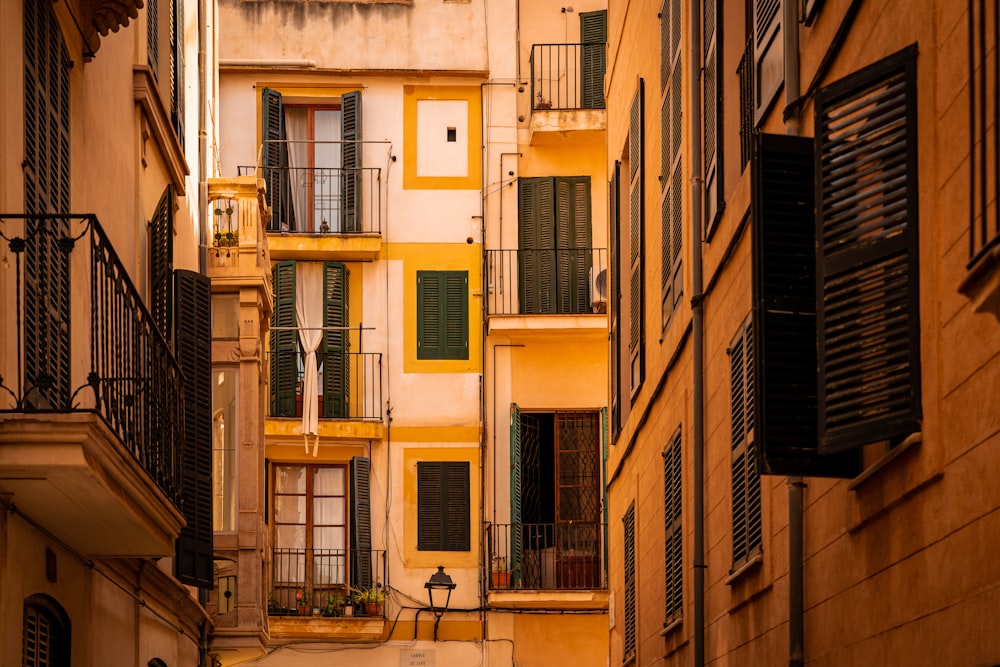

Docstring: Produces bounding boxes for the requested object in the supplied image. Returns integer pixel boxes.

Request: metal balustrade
[487,247,608,316]
[269,547,387,617]
[530,43,606,111]
[266,345,383,421]
[487,522,606,591]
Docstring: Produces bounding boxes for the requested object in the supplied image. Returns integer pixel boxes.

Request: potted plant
[214,229,238,247]
[322,592,345,617]
[491,556,511,589]
[355,587,385,616]
[295,588,310,616]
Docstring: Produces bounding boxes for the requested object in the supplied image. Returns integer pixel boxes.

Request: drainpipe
[689,0,705,664]
[782,1,805,666]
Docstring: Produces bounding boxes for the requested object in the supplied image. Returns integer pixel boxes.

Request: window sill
[847,432,922,492]
[725,551,762,585]
[660,616,683,637]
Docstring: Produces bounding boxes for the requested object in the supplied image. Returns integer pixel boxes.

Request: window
[622,502,637,662]
[628,81,646,395]
[752,0,783,124]
[146,0,184,145]
[729,320,761,571]
[22,595,70,667]
[262,89,362,233]
[270,261,351,419]
[703,0,723,237]
[213,368,238,532]
[663,429,682,624]
[417,271,468,360]
[660,1,683,325]
[271,457,372,609]
[580,10,608,109]
[417,461,470,551]
[752,46,918,477]
[518,177,593,315]
[509,408,603,589]
[149,185,174,340]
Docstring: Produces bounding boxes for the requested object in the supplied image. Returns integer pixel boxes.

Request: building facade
[605,0,1000,665]
[0,0,217,664]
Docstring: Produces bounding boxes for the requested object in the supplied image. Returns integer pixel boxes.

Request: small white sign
[401,649,436,667]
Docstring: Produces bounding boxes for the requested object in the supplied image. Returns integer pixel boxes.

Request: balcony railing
[267,345,383,421]
[487,522,606,591]
[0,214,182,506]
[487,247,608,316]
[530,43,606,111]
[241,160,382,235]
[269,547,387,617]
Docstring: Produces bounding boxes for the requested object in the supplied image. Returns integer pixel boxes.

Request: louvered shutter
[622,503,637,659]
[418,462,470,551]
[601,406,609,578]
[663,430,682,622]
[147,0,159,78]
[703,0,723,235]
[417,272,442,359]
[729,321,762,568]
[174,269,213,588]
[815,46,921,453]
[350,456,373,590]
[417,462,442,550]
[261,88,287,230]
[609,164,622,438]
[580,10,607,109]
[753,0,783,124]
[418,271,468,360]
[555,177,593,314]
[269,261,298,417]
[510,403,524,584]
[751,133,859,477]
[660,0,684,321]
[150,185,174,340]
[341,90,363,233]
[445,462,471,551]
[322,262,350,418]
[171,0,184,147]
[23,0,71,410]
[629,81,645,394]
[518,178,556,314]
[444,272,469,359]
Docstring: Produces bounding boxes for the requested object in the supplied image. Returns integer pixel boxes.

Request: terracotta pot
[491,571,511,588]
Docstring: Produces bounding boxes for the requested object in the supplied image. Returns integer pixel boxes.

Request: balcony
[268,547,388,640]
[487,248,608,335]
[0,214,184,557]
[528,43,607,143]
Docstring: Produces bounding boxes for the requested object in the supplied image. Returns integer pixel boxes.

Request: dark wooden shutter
[510,404,524,583]
[261,88,287,230]
[556,177,593,314]
[663,430,682,623]
[417,272,442,359]
[815,46,920,454]
[417,461,471,551]
[628,81,645,395]
[622,502,637,659]
[609,163,622,438]
[751,132,859,477]
[150,185,174,340]
[660,0,684,323]
[580,10,607,109]
[147,0,159,78]
[171,0,184,147]
[350,456,373,590]
[703,0,723,235]
[729,320,762,568]
[174,269,213,589]
[753,0,782,124]
[269,261,298,417]
[417,271,468,360]
[341,90,362,233]
[322,262,350,418]
[444,272,469,359]
[518,177,556,314]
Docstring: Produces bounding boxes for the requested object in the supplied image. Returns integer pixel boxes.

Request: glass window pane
[275,524,306,550]
[313,526,346,552]
[314,497,345,526]
[314,467,345,496]
[276,465,306,493]
[212,368,238,532]
[274,496,305,525]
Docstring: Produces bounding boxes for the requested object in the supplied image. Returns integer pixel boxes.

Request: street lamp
[424,565,456,640]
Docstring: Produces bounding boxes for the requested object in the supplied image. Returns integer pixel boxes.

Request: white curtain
[284,107,309,231]
[296,263,323,454]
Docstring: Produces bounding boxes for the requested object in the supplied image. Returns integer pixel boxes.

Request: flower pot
[491,571,511,588]
[364,602,384,616]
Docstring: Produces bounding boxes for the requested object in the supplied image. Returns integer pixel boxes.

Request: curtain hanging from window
[285,108,308,231]
[296,263,323,454]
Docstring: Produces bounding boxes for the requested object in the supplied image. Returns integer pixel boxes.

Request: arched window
[22,594,70,667]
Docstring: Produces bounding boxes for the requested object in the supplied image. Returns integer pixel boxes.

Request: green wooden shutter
[751,133,859,477]
[510,403,523,585]
[815,46,921,454]
[262,88,287,230]
[518,178,556,314]
[270,261,298,417]
[555,177,593,314]
[418,271,468,360]
[445,462,471,551]
[703,0,723,235]
[753,0,783,124]
[580,10,607,109]
[150,185,174,341]
[629,81,645,394]
[350,456,373,590]
[417,461,443,550]
[341,90,363,233]
[322,262,350,418]
[417,462,470,551]
[174,269,214,588]
[623,503,637,658]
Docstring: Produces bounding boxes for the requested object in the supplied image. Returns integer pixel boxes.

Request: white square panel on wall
[416,99,469,178]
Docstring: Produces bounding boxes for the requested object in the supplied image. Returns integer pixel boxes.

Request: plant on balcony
[322,591,348,617]
[353,587,385,616]
[491,556,511,589]
[214,229,238,247]
[294,587,310,615]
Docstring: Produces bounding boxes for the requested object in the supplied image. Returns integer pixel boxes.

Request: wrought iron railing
[266,346,382,421]
[530,43,607,111]
[487,247,608,316]
[487,522,606,590]
[240,161,382,235]
[269,547,387,617]
[0,214,183,506]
